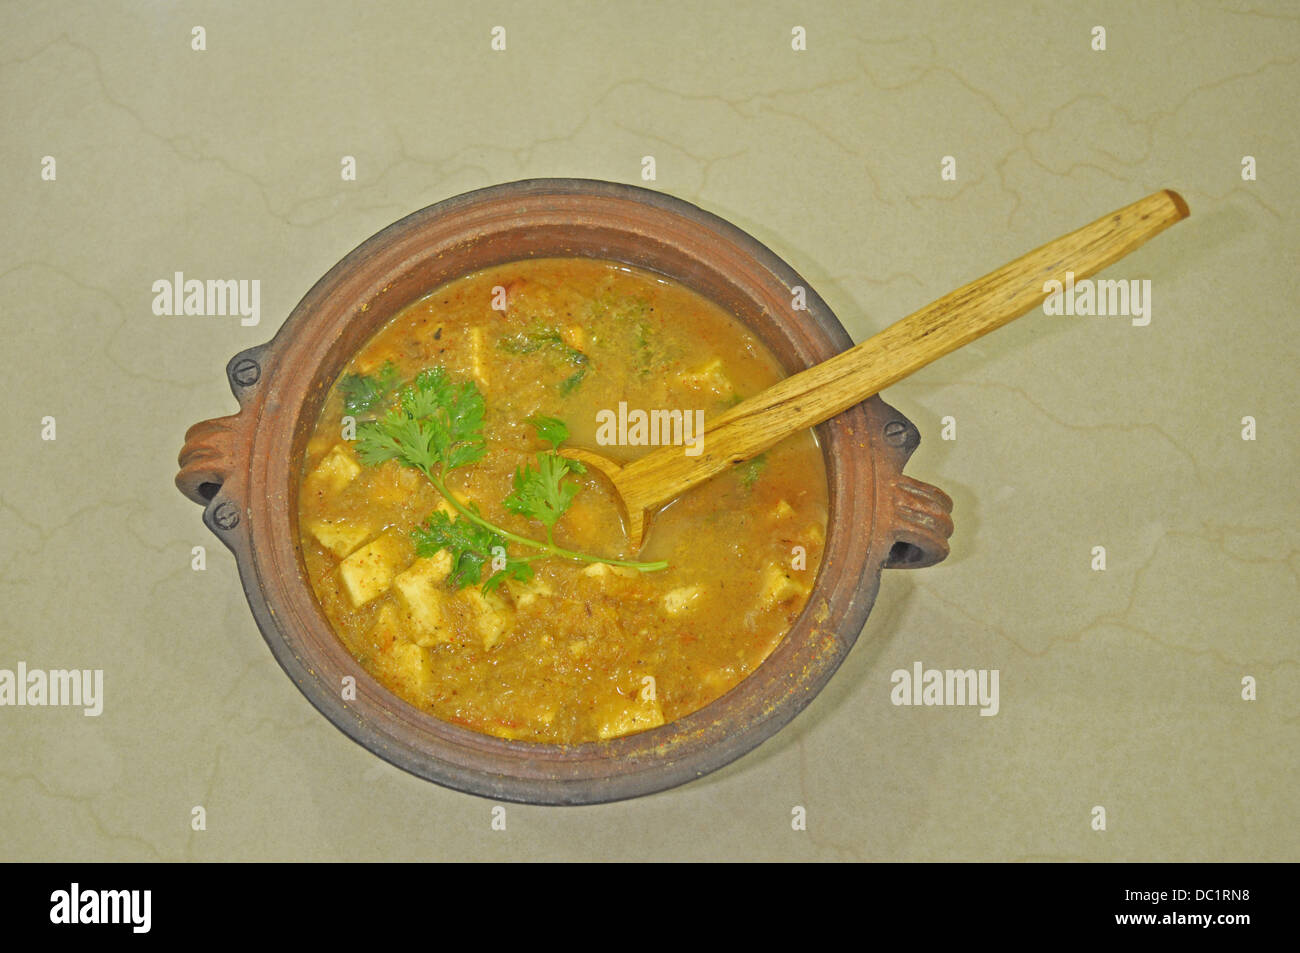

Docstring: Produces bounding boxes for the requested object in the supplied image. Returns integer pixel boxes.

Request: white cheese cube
[663,585,704,615]
[758,563,809,608]
[511,577,554,609]
[308,445,361,495]
[306,517,372,558]
[582,562,638,581]
[595,696,665,740]
[387,641,433,692]
[339,533,407,607]
[469,326,488,387]
[392,553,454,645]
[461,588,512,650]
[679,358,732,396]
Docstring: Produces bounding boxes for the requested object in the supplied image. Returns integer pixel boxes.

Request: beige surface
[1,1,1295,861]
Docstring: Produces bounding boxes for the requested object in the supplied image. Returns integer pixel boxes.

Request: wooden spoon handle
[619,189,1189,513]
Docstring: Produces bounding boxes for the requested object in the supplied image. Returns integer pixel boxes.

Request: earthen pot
[176,179,953,805]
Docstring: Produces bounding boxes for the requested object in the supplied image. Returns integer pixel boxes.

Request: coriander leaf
[355,412,435,469]
[559,364,588,395]
[339,361,400,415]
[738,453,767,489]
[528,415,569,450]
[354,367,486,477]
[412,508,535,593]
[503,452,586,530]
[402,368,486,470]
[482,559,534,595]
[590,293,650,324]
[497,324,589,394]
[497,327,565,354]
[412,508,502,589]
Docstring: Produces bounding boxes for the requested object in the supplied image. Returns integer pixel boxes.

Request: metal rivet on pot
[231,358,261,387]
[883,420,911,446]
[212,501,240,531]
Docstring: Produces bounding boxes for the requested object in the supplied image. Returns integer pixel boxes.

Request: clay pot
[176,179,953,804]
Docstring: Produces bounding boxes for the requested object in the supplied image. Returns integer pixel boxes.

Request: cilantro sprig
[354,368,667,591]
[497,325,589,394]
[411,507,535,595]
[504,425,587,547]
[339,361,400,415]
[527,414,569,451]
[355,367,485,476]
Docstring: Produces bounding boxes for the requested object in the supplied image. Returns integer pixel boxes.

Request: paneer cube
[368,605,434,692]
[308,445,361,495]
[305,517,372,558]
[663,585,704,615]
[396,550,452,587]
[461,588,513,650]
[386,641,433,693]
[339,533,408,607]
[392,552,454,645]
[306,434,334,459]
[469,326,488,386]
[560,324,586,349]
[758,563,810,608]
[510,577,554,609]
[679,358,733,396]
[582,562,638,581]
[368,603,404,652]
[595,695,665,740]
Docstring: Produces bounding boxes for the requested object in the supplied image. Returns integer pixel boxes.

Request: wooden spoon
[566,189,1190,550]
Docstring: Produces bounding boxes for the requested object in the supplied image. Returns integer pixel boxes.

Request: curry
[297,258,827,743]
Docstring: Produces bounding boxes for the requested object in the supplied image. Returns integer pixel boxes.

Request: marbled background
[1,0,1295,860]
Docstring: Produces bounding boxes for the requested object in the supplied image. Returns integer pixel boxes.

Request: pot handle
[884,474,954,569]
[873,404,954,570]
[176,343,269,545]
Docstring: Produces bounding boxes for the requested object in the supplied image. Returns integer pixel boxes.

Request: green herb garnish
[738,453,767,489]
[411,507,534,594]
[591,293,649,324]
[504,435,587,547]
[498,325,590,394]
[559,360,589,394]
[496,327,565,355]
[355,367,485,475]
[339,361,400,415]
[527,415,569,451]
[355,369,666,591]
[630,316,673,378]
